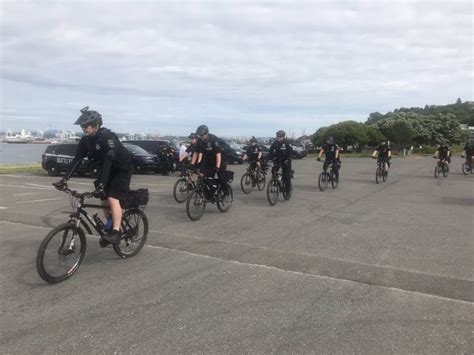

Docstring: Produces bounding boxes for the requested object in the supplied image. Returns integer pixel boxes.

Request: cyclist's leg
[282,163,291,191]
[332,160,339,180]
[106,169,131,232]
[323,160,330,172]
[217,163,229,195]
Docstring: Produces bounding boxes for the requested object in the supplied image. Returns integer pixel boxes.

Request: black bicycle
[240,162,267,194]
[461,156,473,175]
[266,164,292,206]
[36,182,148,284]
[318,160,339,191]
[173,169,198,203]
[375,158,389,184]
[434,158,449,178]
[186,171,234,221]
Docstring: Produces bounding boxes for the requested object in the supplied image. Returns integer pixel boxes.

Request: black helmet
[250,136,257,144]
[74,106,102,127]
[196,125,209,136]
[276,130,285,138]
[326,136,334,144]
[189,133,197,139]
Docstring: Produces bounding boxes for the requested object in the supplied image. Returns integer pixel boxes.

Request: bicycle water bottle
[92,213,105,231]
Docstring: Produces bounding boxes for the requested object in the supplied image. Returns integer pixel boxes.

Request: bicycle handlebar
[52,182,97,199]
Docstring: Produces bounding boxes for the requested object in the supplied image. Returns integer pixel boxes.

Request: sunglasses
[80,124,91,129]
[277,135,284,138]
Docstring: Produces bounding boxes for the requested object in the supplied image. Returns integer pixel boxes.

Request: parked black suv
[221,139,244,164]
[41,143,100,177]
[123,140,179,171]
[123,144,161,173]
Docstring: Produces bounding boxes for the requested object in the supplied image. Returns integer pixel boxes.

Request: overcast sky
[1,0,472,137]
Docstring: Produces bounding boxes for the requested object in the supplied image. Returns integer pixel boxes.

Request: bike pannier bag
[120,188,149,209]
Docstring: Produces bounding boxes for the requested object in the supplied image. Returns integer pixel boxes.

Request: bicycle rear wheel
[240,173,253,194]
[217,185,233,212]
[462,163,469,175]
[266,178,279,205]
[173,177,191,203]
[318,171,328,191]
[36,223,86,284]
[282,182,292,200]
[256,171,266,191]
[113,209,148,258]
[186,189,206,221]
[442,165,448,177]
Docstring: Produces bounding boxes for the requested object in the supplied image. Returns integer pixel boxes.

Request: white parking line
[16,197,62,205]
[0,206,8,209]
[14,192,38,196]
[0,184,50,190]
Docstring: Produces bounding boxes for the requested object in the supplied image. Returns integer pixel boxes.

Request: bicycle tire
[382,167,388,182]
[282,182,292,200]
[173,177,191,203]
[217,185,233,212]
[318,171,328,191]
[256,171,266,191]
[434,166,439,179]
[36,223,86,284]
[186,189,206,221]
[266,178,279,205]
[113,209,148,258]
[240,173,253,194]
[331,172,339,189]
[462,163,469,175]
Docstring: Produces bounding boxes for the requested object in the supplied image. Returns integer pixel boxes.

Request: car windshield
[124,144,151,155]
[227,141,241,150]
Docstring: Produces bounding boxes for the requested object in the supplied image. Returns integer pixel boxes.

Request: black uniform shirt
[196,134,222,168]
[376,145,391,158]
[269,140,292,164]
[245,145,261,162]
[321,143,339,160]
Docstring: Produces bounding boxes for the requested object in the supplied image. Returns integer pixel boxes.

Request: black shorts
[105,169,132,200]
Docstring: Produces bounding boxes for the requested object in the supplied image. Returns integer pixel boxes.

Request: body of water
[0,143,50,164]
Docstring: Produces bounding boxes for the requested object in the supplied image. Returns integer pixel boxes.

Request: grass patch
[0,163,44,174]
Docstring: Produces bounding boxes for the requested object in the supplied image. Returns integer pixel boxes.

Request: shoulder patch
[107,139,115,149]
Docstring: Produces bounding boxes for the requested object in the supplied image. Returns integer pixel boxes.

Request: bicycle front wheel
[375,167,381,184]
[36,223,86,284]
[113,209,148,258]
[186,189,206,221]
[382,168,388,182]
[462,163,469,175]
[434,166,439,179]
[331,173,339,189]
[173,177,191,203]
[240,173,253,194]
[318,171,328,191]
[266,178,279,205]
[217,185,233,212]
[256,171,266,191]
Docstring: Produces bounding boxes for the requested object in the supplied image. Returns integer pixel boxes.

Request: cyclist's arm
[216,152,221,170]
[335,147,339,160]
[318,149,325,159]
[434,150,439,158]
[257,151,262,160]
[64,138,88,180]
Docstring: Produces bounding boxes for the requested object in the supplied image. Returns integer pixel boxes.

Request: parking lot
[0,157,473,353]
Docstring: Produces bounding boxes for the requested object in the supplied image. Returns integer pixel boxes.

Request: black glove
[53,178,67,190]
[316,157,321,162]
[372,156,376,159]
[93,180,106,198]
[461,155,465,158]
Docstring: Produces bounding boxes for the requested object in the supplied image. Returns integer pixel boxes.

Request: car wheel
[46,163,60,176]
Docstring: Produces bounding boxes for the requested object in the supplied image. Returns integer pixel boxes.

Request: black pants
[273,162,292,193]
[323,159,339,179]
[204,164,229,196]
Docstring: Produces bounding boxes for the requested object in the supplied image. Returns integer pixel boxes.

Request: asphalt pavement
[0,156,473,353]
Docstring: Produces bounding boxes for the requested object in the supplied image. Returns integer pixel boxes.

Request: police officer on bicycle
[243,136,263,171]
[317,136,340,182]
[268,130,293,194]
[434,141,451,171]
[57,107,131,246]
[372,139,391,172]
[192,125,229,196]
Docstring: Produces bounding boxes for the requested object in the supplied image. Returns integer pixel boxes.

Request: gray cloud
[1,0,472,136]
